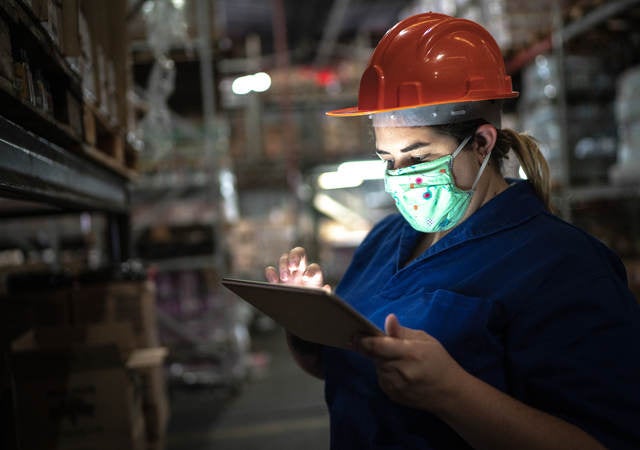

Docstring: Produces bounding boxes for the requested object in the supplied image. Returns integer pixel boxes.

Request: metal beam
[506,0,640,73]
[313,0,351,67]
[0,115,129,213]
[559,0,640,42]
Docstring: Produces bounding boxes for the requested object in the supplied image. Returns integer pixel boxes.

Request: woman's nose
[393,157,416,170]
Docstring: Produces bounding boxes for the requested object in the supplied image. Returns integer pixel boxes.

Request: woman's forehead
[374,126,453,149]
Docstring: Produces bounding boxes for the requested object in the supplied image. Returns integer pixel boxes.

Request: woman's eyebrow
[375,141,431,155]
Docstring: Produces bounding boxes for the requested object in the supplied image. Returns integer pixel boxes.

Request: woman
[265,12,640,450]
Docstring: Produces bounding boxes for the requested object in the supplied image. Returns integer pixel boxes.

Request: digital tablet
[221,277,383,349]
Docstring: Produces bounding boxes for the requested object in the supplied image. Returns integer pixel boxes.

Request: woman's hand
[265,247,329,379]
[358,314,607,450]
[356,313,466,413]
[265,246,331,292]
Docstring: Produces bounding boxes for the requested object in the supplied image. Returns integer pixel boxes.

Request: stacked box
[0,16,12,83]
[10,277,169,450]
[72,280,159,349]
[77,11,96,104]
[12,345,147,450]
[30,287,74,327]
[128,348,170,448]
[31,0,63,47]
[65,90,83,136]
[12,322,138,356]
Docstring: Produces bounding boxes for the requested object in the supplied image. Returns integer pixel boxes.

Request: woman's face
[374,126,479,190]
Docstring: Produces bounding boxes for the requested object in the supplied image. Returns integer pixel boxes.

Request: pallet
[82,103,138,177]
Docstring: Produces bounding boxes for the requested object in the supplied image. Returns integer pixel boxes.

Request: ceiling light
[231,72,272,95]
[317,160,384,190]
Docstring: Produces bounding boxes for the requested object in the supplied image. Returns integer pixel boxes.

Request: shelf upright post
[1,342,20,450]
[106,211,132,265]
[196,0,236,274]
[551,0,572,221]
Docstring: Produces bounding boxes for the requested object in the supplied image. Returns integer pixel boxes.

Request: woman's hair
[432,119,552,211]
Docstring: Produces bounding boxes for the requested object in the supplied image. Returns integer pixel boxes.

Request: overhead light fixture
[317,160,384,190]
[231,72,272,95]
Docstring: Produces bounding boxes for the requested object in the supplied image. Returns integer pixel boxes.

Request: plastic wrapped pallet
[610,65,640,185]
[520,103,564,186]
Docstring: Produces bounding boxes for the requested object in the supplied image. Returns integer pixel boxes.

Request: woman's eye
[411,156,426,164]
[385,160,394,170]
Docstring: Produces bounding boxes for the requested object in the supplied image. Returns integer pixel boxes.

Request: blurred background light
[231,72,272,95]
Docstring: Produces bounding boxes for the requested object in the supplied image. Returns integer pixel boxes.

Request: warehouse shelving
[511,0,640,300]
[0,1,145,449]
[0,114,129,213]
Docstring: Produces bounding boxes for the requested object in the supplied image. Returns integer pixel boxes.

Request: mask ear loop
[471,145,493,190]
[451,135,472,159]
[449,135,472,175]
[449,134,491,191]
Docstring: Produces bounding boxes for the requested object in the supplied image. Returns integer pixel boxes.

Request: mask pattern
[384,156,472,232]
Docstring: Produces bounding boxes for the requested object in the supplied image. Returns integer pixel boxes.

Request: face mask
[384,135,491,233]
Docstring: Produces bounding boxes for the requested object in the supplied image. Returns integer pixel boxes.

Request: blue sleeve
[506,266,640,449]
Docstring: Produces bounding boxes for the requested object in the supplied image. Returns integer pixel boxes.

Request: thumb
[385,314,413,339]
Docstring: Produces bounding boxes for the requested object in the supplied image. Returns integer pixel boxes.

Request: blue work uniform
[324,180,640,450]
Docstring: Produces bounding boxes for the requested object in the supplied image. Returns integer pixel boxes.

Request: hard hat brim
[326,95,518,129]
[325,93,519,118]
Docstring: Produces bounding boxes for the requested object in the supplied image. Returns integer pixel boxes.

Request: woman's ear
[473,124,497,163]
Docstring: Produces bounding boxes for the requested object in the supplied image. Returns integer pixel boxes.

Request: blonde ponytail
[497,129,552,211]
[432,120,553,211]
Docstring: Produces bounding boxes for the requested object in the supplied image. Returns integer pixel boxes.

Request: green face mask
[384,135,491,233]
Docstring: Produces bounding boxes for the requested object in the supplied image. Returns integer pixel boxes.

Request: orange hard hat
[327,12,518,125]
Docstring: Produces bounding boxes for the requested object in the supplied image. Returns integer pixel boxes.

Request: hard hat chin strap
[370,100,503,128]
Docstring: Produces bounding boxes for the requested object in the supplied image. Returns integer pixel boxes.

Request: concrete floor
[166,328,330,450]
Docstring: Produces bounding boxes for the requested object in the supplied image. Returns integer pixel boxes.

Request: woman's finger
[288,247,307,273]
[278,252,292,281]
[265,266,279,283]
[358,335,410,360]
[303,262,324,287]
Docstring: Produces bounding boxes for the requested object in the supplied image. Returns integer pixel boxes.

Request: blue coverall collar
[401,180,547,265]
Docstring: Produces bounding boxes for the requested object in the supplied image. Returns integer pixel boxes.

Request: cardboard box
[72,280,159,348]
[83,103,96,145]
[30,0,52,20]
[0,16,12,82]
[7,278,159,350]
[36,289,73,326]
[32,0,63,46]
[12,329,169,448]
[65,90,83,136]
[12,322,138,357]
[12,345,147,450]
[61,0,80,57]
[128,348,170,443]
[82,0,128,129]
[19,287,73,327]
[78,11,96,104]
